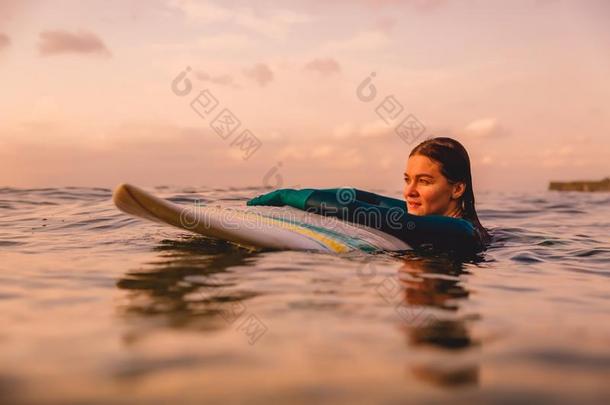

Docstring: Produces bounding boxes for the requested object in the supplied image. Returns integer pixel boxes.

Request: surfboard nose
[112,183,132,210]
[112,183,151,219]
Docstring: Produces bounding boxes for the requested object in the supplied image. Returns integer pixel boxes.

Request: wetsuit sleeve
[248,188,482,253]
[246,188,315,210]
[316,188,406,210]
[247,188,404,211]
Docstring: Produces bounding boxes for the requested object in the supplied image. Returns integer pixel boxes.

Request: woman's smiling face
[403,154,464,216]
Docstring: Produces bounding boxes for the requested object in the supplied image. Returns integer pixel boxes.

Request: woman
[248,137,490,253]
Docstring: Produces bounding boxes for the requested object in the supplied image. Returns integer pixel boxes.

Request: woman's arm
[247,187,404,232]
[316,188,405,209]
[247,187,481,253]
[247,187,405,210]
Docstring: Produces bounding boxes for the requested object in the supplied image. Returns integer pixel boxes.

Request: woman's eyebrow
[403,173,434,178]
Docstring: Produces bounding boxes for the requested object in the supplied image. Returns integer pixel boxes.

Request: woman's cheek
[418,190,430,214]
[422,187,441,215]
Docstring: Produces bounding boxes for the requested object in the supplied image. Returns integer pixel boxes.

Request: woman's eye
[419,179,430,184]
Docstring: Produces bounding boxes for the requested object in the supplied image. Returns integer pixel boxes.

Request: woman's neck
[445,204,463,219]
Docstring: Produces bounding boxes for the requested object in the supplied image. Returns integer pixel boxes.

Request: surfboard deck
[112,183,410,253]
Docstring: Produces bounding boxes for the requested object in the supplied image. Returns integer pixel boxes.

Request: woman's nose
[404,182,418,197]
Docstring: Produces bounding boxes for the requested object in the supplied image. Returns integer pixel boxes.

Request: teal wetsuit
[247,188,484,254]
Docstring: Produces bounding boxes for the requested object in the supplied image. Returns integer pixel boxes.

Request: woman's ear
[451,182,466,200]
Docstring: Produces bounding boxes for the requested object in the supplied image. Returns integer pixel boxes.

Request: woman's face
[403,154,464,216]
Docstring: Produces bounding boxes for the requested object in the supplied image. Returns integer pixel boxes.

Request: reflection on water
[397,255,480,387]
[117,234,482,390]
[1,186,610,403]
[117,237,269,344]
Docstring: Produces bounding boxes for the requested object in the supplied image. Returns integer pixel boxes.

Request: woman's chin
[408,207,425,216]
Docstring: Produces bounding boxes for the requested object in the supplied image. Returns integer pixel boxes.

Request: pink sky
[1,0,609,191]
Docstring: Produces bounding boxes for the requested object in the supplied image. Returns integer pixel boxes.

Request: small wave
[535,239,569,247]
[510,252,545,263]
[570,248,610,258]
[485,284,539,293]
[0,240,26,247]
[521,349,610,370]
[168,196,210,204]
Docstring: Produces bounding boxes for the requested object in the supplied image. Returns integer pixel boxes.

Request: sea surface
[1,186,609,404]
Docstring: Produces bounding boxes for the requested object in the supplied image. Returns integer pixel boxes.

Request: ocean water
[1,186,609,404]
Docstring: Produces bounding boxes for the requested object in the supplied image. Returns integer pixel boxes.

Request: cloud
[195,71,238,87]
[460,117,508,138]
[328,148,364,169]
[276,143,363,169]
[311,144,335,158]
[333,120,392,139]
[0,0,29,24]
[363,0,449,11]
[332,122,357,139]
[243,63,274,87]
[0,33,10,50]
[373,16,397,34]
[237,8,311,39]
[198,33,255,51]
[321,31,391,53]
[38,30,111,57]
[480,155,494,166]
[169,0,311,39]
[308,0,448,12]
[360,120,392,138]
[304,58,341,76]
[540,145,582,168]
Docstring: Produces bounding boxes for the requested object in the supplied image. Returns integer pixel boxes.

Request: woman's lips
[407,201,421,209]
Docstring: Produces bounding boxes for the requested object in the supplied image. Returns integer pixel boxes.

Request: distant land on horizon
[549,177,610,192]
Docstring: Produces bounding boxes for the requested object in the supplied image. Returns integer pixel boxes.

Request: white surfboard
[112,183,410,253]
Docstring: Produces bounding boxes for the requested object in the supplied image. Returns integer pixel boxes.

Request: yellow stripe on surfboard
[206,207,351,253]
